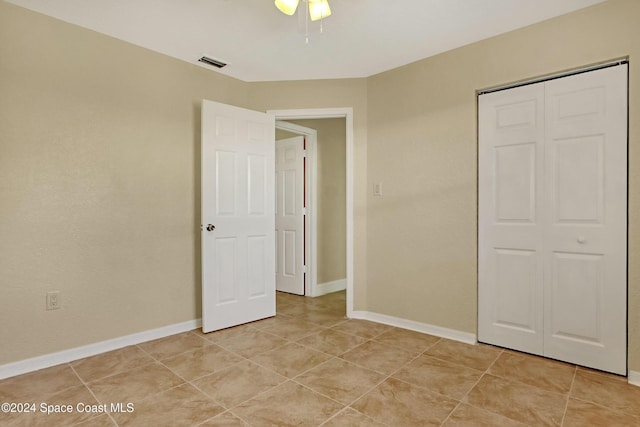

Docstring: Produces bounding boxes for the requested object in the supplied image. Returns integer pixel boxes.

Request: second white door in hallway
[275,136,305,295]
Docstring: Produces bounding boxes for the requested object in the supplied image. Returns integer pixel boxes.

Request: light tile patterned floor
[1,290,639,426]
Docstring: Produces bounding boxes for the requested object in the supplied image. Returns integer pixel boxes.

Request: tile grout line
[438,348,506,426]
[421,343,501,372]
[329,323,393,340]
[68,344,199,426]
[190,357,289,413]
[221,379,294,421]
[283,311,416,425]
[465,349,577,427]
[215,316,367,377]
[320,337,446,425]
[568,394,640,420]
[69,347,159,385]
[204,315,338,390]
[319,405,392,427]
[289,355,340,381]
[559,366,578,426]
[370,334,442,356]
[67,363,119,427]
[212,330,293,360]
[291,336,363,359]
[285,356,391,427]
[135,331,213,362]
[195,408,255,427]
[176,343,287,417]
[288,353,392,410]
[289,373,350,412]
[99,343,225,423]
[478,351,578,398]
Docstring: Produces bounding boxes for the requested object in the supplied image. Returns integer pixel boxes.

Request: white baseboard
[629,370,640,387]
[350,310,476,345]
[0,319,202,380]
[313,278,346,297]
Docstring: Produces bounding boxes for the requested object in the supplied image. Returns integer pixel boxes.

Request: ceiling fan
[274,0,332,21]
[274,0,332,43]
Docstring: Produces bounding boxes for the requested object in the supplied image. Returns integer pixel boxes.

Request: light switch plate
[373,182,383,197]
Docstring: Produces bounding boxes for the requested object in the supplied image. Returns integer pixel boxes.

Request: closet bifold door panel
[542,66,627,374]
[478,64,628,375]
[478,82,546,356]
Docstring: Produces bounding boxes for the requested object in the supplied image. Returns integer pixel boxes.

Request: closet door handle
[577,236,587,244]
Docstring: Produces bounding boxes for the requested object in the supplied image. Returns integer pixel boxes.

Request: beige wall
[275,119,347,284]
[275,129,298,140]
[366,0,640,370]
[0,2,250,364]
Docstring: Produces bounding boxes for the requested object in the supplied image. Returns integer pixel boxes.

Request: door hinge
[302,150,307,158]
[302,207,307,215]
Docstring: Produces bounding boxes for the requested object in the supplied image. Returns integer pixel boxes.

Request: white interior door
[542,65,627,374]
[478,64,627,374]
[201,100,275,333]
[478,82,545,355]
[275,136,305,295]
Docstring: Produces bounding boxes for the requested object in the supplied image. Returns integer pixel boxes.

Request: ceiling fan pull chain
[305,0,309,44]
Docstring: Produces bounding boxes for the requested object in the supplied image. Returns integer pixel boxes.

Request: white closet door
[543,65,627,374]
[478,83,545,355]
[479,65,627,375]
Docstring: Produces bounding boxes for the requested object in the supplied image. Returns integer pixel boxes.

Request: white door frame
[275,121,317,297]
[268,108,354,318]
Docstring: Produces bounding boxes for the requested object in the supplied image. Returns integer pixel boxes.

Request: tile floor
[1,290,639,426]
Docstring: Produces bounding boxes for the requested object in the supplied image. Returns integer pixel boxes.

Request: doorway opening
[269,108,354,317]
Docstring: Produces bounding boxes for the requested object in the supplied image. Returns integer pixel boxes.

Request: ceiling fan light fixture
[274,0,300,16]
[308,0,331,21]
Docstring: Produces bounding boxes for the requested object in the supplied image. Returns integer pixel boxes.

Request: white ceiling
[6,0,605,82]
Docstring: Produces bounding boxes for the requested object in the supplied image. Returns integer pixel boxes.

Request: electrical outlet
[46,291,61,310]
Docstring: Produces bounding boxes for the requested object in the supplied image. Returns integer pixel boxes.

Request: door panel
[550,136,603,224]
[494,143,536,223]
[284,169,296,215]
[216,237,237,303]
[494,249,538,332]
[550,252,603,344]
[284,230,296,275]
[543,65,627,374]
[275,136,305,295]
[478,82,545,355]
[202,100,275,333]
[248,154,267,215]
[216,151,237,215]
[247,235,268,297]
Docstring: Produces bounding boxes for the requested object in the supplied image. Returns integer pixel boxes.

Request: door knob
[206,224,216,232]
[577,236,586,244]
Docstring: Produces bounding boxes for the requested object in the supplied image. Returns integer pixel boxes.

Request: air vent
[198,56,227,68]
